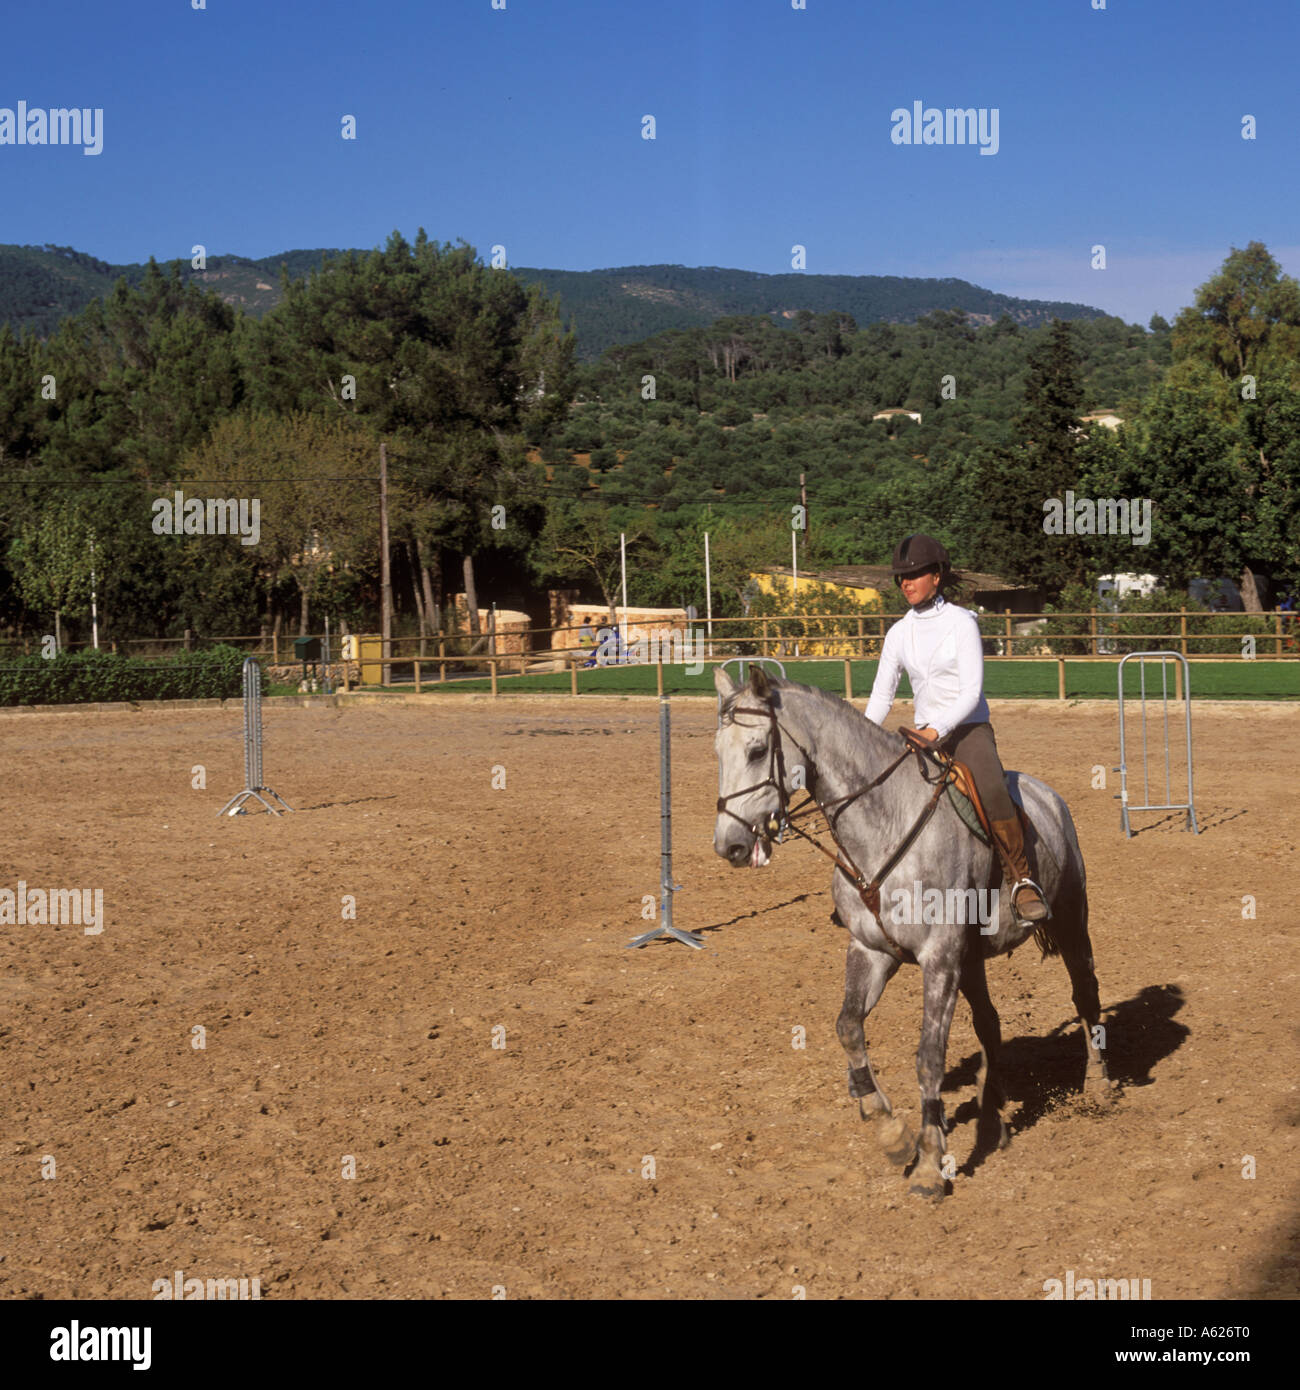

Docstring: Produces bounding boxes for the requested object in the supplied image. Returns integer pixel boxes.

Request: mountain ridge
[0,242,1113,360]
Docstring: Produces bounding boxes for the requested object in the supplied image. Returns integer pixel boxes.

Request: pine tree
[970,319,1086,597]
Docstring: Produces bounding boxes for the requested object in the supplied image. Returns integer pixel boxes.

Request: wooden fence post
[843,659,853,701]
[1180,607,1187,658]
[439,637,447,683]
[1004,609,1012,657]
[1090,608,1097,657]
[1057,657,1066,702]
[489,658,498,697]
[414,660,421,694]
[1276,609,1283,657]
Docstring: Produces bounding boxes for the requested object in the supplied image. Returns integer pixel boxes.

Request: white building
[1097,572,1161,601]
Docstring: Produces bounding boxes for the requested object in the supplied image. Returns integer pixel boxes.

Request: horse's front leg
[910,954,961,1200]
[836,936,914,1162]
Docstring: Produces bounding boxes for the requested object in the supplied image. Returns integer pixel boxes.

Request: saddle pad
[946,760,1033,848]
[947,778,991,843]
[899,732,1034,851]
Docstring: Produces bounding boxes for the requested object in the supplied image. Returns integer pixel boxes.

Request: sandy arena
[1,693,1296,1300]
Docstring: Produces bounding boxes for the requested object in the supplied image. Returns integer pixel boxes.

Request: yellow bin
[343,633,384,685]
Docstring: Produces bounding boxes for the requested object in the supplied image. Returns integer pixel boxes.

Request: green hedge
[0,645,259,706]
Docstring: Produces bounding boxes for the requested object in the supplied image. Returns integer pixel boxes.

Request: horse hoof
[858,1093,890,1123]
[908,1173,947,1202]
[877,1115,917,1167]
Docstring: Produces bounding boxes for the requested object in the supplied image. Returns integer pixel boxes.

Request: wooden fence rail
[3,607,1293,668]
[348,647,1295,704]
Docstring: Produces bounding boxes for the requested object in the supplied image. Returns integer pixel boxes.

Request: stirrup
[1009,877,1051,923]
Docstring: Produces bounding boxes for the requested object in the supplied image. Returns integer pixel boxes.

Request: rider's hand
[906,725,939,742]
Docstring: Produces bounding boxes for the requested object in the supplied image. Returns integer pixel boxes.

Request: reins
[716,701,957,960]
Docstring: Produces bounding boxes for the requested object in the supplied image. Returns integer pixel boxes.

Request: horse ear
[750,665,771,698]
[712,665,737,699]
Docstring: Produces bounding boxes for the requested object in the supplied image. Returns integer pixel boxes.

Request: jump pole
[627,694,703,949]
[218,657,294,817]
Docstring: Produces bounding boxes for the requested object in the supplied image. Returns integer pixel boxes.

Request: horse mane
[722,673,903,756]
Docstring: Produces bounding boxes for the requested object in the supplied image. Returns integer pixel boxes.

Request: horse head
[712,663,786,868]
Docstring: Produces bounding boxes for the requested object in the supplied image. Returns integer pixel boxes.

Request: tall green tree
[531,502,652,622]
[180,410,382,637]
[1235,366,1300,605]
[1172,241,1300,381]
[242,231,575,636]
[8,498,96,650]
[970,319,1086,596]
[1169,244,1300,605]
[1108,362,1240,589]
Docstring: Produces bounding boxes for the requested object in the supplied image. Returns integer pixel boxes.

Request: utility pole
[800,471,808,556]
[703,530,712,658]
[380,441,392,686]
[89,535,99,650]
[620,531,628,655]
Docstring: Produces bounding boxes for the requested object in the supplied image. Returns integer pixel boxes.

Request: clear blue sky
[3,0,1296,326]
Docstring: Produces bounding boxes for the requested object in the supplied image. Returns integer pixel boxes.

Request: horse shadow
[945,982,1189,1178]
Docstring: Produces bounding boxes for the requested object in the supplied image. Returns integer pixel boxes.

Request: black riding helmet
[891,533,951,585]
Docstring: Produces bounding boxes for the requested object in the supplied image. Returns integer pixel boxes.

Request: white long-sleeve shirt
[864,594,989,738]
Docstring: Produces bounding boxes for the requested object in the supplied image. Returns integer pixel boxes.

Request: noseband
[716,700,957,960]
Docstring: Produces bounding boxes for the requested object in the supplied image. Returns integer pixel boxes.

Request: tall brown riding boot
[989,816,1050,923]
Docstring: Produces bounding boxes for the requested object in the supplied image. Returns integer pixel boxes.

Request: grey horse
[713,664,1112,1200]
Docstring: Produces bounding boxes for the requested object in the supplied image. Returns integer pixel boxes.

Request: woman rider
[864,533,1049,923]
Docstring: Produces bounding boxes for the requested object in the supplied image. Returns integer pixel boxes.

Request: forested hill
[0,242,1107,358]
[0,244,345,340]
[512,264,1107,358]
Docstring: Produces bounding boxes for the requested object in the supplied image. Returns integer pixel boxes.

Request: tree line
[0,235,1295,653]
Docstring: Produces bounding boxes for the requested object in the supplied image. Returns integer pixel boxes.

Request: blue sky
[3,0,1296,326]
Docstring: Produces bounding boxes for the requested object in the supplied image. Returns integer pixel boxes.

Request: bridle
[716,699,957,960]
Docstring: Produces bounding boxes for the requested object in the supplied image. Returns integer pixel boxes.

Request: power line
[0,475,382,487]
[0,471,821,507]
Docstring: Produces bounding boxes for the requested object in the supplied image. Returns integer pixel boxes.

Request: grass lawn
[380,659,1298,701]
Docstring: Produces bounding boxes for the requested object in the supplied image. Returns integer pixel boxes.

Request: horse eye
[746,743,766,761]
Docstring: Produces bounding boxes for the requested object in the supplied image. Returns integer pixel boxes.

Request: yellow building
[747,562,1023,658]
[747,566,884,657]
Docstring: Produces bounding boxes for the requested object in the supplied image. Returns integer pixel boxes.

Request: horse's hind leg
[958,947,1010,1151]
[836,939,912,1157]
[1051,896,1114,1096]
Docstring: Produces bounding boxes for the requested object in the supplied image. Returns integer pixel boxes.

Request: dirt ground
[1,692,1296,1300]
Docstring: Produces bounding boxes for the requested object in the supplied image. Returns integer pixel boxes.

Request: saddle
[898,727,1032,848]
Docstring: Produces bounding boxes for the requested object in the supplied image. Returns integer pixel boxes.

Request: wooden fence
[5,608,1294,677]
